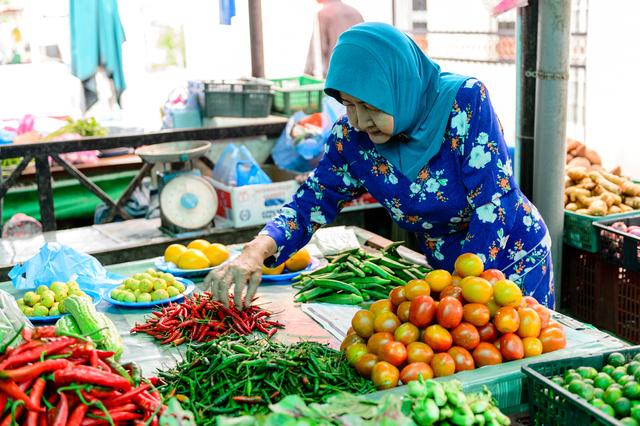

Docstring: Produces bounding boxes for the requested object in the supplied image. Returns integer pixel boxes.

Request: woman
[205,23,553,310]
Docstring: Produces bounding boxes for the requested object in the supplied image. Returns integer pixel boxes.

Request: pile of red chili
[130,292,284,345]
[0,326,165,426]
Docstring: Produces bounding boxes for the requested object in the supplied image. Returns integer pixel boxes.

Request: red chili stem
[53,366,132,391]
[52,392,68,426]
[0,379,44,412]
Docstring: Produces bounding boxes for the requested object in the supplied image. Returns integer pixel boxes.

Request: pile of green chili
[157,335,376,423]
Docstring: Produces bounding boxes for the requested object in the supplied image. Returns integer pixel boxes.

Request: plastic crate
[522,346,640,426]
[201,78,273,118]
[270,76,325,115]
[594,214,640,272]
[563,210,638,253]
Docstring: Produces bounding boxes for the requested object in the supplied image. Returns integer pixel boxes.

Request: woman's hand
[204,235,276,309]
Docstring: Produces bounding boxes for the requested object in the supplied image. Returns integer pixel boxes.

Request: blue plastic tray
[103,278,195,308]
[261,257,321,283]
[27,290,102,324]
[153,250,239,278]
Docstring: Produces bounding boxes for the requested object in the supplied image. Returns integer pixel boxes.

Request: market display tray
[153,250,239,278]
[103,277,195,308]
[261,257,321,283]
[27,290,102,324]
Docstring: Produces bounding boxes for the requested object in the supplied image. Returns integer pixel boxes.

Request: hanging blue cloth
[70,0,127,109]
[219,0,236,25]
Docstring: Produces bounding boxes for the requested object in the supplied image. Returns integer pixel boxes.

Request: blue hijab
[325,23,468,181]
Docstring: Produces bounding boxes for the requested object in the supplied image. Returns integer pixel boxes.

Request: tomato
[439,285,464,303]
[389,286,406,306]
[486,298,501,318]
[371,361,399,390]
[374,312,401,333]
[499,333,525,361]
[539,326,566,353]
[494,340,501,351]
[400,362,434,383]
[532,304,550,328]
[369,299,394,317]
[520,296,539,308]
[494,307,520,334]
[352,310,375,339]
[436,296,463,329]
[493,279,523,307]
[425,270,453,292]
[431,353,456,377]
[517,307,542,338]
[423,324,453,352]
[451,322,481,351]
[522,337,543,358]
[472,342,503,367]
[479,269,506,284]
[379,341,408,367]
[462,303,491,327]
[477,322,498,343]
[405,279,431,300]
[460,277,493,304]
[407,342,434,364]
[346,342,368,365]
[346,327,356,336]
[396,301,411,322]
[341,333,365,352]
[409,295,436,327]
[355,353,378,378]
[454,253,485,278]
[448,346,475,372]
[394,322,420,345]
[367,332,394,355]
[545,320,563,331]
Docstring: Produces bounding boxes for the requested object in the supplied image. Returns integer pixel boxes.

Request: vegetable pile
[566,139,606,171]
[293,242,430,304]
[131,292,284,345]
[218,378,509,426]
[549,351,640,424]
[16,280,90,318]
[342,253,566,389]
[565,166,640,216]
[0,326,166,425]
[110,269,186,304]
[157,335,376,422]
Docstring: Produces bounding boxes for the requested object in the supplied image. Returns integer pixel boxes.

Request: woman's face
[340,92,394,144]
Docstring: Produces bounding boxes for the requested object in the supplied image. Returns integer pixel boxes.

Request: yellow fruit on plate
[285,248,311,272]
[177,249,210,270]
[164,244,188,264]
[262,263,286,275]
[187,239,211,252]
[203,243,230,267]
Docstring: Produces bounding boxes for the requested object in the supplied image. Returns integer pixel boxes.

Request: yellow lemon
[187,239,211,252]
[285,248,311,272]
[177,249,210,269]
[262,263,286,275]
[164,244,188,264]
[203,243,230,267]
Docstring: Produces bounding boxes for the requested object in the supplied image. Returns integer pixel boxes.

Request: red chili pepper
[37,412,47,426]
[53,366,132,391]
[269,390,280,400]
[0,404,24,426]
[0,393,6,415]
[52,392,68,426]
[0,337,76,369]
[32,326,57,339]
[24,378,46,426]
[267,328,278,338]
[21,327,34,342]
[88,388,120,399]
[104,384,149,408]
[67,403,88,426]
[0,358,73,382]
[232,395,263,404]
[90,403,137,416]
[0,379,44,412]
[133,391,161,412]
[81,411,142,425]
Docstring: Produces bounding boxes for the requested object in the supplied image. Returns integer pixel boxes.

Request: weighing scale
[135,141,217,237]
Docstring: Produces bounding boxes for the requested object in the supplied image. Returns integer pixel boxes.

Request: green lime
[50,281,67,293]
[620,375,635,386]
[145,268,157,276]
[578,384,596,401]
[124,278,138,291]
[552,377,564,386]
[620,418,639,426]
[153,280,168,291]
[615,398,632,418]
[623,381,640,399]
[136,293,152,303]
[583,379,595,387]
[599,404,616,417]
[609,353,627,368]
[173,282,186,293]
[122,291,136,303]
[628,362,640,376]
[23,291,40,307]
[577,366,598,380]
[21,306,34,316]
[66,280,79,290]
[634,353,640,363]
[595,373,615,390]
[594,388,605,400]
[631,406,640,422]
[138,280,154,293]
[635,370,640,384]
[16,298,25,307]
[633,401,640,408]
[41,293,55,308]
[569,381,586,396]
[32,305,49,317]
[152,289,170,301]
[49,304,60,316]
[603,365,616,376]
[110,289,122,300]
[565,372,583,385]
[37,284,51,295]
[613,368,629,382]
[53,288,68,302]
[167,286,180,297]
[58,302,66,314]
[591,398,606,408]
[604,387,624,406]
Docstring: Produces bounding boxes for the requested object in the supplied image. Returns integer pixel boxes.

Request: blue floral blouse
[261,79,554,307]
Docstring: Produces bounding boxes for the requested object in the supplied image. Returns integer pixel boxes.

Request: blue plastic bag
[212,144,272,187]
[8,243,123,293]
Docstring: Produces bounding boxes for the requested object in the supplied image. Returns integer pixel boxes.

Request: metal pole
[391,0,396,26]
[248,0,265,78]
[532,0,571,305]
[515,0,538,198]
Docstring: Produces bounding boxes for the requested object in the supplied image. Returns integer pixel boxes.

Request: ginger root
[587,199,608,216]
[567,166,588,181]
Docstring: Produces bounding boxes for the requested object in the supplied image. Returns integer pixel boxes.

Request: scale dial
[159,174,217,230]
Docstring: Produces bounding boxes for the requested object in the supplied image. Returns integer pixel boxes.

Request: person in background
[304,0,363,78]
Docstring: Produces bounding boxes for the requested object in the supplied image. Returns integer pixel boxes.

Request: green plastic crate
[564,210,639,253]
[202,79,273,118]
[270,76,325,115]
[522,346,640,425]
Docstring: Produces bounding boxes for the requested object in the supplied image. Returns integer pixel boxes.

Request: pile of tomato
[341,253,567,389]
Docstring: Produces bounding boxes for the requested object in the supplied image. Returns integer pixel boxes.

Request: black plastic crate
[595,214,640,272]
[201,78,273,118]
